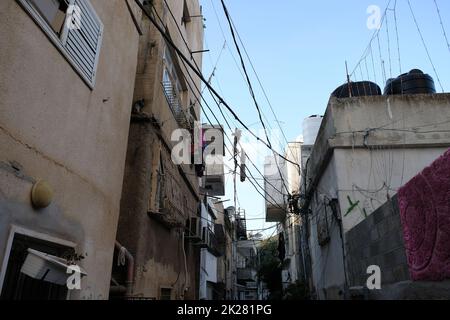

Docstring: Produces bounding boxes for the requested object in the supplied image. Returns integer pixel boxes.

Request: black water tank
[331,81,382,98]
[384,69,436,95]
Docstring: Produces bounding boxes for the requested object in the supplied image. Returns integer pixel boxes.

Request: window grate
[162,80,192,129]
[160,288,172,300]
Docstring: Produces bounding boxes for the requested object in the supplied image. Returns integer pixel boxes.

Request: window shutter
[63,0,103,85]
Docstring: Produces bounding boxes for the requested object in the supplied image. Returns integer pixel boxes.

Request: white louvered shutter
[63,0,103,85]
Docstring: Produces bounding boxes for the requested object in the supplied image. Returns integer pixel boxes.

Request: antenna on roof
[345,61,352,98]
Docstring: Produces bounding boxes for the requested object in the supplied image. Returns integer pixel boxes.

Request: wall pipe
[115,240,135,299]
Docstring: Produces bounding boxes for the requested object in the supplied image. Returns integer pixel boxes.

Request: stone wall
[345,195,410,287]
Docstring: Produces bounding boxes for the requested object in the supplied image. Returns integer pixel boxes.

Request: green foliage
[257,238,282,299]
[283,280,310,300]
[257,238,310,300]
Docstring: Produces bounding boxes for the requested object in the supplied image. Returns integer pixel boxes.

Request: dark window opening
[0,233,74,300]
[160,287,172,300]
[28,0,69,35]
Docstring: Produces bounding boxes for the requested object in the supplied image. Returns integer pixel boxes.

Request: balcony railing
[162,80,192,129]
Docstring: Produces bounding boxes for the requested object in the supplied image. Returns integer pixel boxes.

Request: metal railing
[162,80,192,129]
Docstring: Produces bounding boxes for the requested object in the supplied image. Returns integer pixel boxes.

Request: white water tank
[302,115,323,146]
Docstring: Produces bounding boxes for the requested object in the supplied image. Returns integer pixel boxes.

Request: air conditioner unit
[199,226,216,249]
[185,217,202,241]
[200,226,209,248]
[21,249,87,286]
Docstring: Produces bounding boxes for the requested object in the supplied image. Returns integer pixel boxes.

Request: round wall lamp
[31,180,54,209]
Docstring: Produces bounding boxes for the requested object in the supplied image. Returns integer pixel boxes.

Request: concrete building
[300,93,450,299]
[235,240,258,300]
[215,205,234,300]
[223,206,259,300]
[112,0,214,300]
[264,138,306,293]
[279,140,303,290]
[0,0,142,299]
[198,197,225,300]
[221,206,237,299]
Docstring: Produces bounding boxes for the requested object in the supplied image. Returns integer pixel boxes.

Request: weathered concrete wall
[305,94,450,232]
[334,147,447,232]
[303,94,450,300]
[281,140,303,286]
[307,156,346,300]
[220,208,234,299]
[117,118,200,299]
[133,0,202,192]
[281,215,302,286]
[0,0,141,299]
[116,0,204,300]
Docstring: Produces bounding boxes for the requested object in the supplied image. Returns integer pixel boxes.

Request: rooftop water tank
[331,81,381,98]
[302,115,323,146]
[384,69,436,95]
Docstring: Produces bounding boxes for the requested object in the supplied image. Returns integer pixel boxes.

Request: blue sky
[199,0,450,236]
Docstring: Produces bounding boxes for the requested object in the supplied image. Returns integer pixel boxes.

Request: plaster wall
[0,0,141,299]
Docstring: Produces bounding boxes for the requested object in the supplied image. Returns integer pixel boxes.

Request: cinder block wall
[345,195,410,287]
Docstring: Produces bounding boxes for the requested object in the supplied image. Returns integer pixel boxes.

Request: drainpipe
[115,241,135,299]
[181,231,189,297]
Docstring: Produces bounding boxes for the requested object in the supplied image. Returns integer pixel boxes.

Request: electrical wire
[393,0,403,82]
[148,2,287,213]
[208,0,275,148]
[385,9,393,80]
[210,0,297,169]
[350,0,393,77]
[155,1,291,204]
[135,0,300,170]
[407,0,444,92]
[227,16,299,166]
[220,0,291,195]
[433,0,450,55]
[208,2,302,208]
